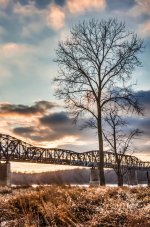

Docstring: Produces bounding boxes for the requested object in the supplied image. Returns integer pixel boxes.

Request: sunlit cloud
[48,135,80,148]
[47,4,65,30]
[13,1,65,31]
[13,0,106,31]
[13,1,41,16]
[138,21,150,37]
[0,100,56,117]
[0,0,9,9]
[66,0,106,14]
[0,93,149,158]
[129,0,150,17]
[1,43,30,57]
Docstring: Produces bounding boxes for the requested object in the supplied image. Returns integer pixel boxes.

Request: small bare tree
[54,18,143,185]
[103,109,141,186]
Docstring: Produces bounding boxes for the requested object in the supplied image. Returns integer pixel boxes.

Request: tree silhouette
[54,18,143,186]
[103,109,141,186]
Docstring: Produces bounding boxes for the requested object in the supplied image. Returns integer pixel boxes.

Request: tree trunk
[97,112,105,186]
[117,172,123,186]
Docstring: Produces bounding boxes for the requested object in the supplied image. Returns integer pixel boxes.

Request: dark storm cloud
[135,90,150,111]
[39,111,78,134]
[0,100,56,116]
[12,111,80,142]
[13,126,34,134]
[40,112,70,127]
[127,117,150,136]
[122,91,150,157]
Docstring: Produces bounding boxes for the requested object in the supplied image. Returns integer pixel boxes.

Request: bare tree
[103,109,141,186]
[54,18,143,186]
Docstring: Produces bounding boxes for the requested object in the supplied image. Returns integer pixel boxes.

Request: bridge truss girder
[0,133,150,170]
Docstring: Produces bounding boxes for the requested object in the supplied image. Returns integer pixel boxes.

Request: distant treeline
[11,168,148,185]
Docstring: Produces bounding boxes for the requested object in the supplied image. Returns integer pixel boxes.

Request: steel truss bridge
[0,133,150,170]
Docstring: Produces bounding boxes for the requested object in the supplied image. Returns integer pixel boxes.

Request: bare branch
[54,18,144,186]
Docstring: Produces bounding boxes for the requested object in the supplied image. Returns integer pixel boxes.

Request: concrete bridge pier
[146,171,150,187]
[90,167,99,186]
[0,162,11,186]
[128,169,138,185]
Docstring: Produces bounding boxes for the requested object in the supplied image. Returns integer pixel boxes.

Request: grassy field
[0,185,150,227]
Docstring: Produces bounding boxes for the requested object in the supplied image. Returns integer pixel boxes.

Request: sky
[0,0,150,164]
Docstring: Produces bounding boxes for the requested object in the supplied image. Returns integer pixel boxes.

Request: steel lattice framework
[0,133,150,170]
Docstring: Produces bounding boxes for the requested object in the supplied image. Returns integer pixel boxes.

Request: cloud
[135,90,150,113]
[21,21,44,38]
[0,65,11,81]
[0,100,80,147]
[0,100,56,117]
[13,1,41,16]
[0,101,77,147]
[0,0,9,9]
[13,126,35,135]
[129,0,150,17]
[40,112,70,127]
[39,111,78,134]
[11,111,79,145]
[136,90,150,104]
[1,43,30,57]
[0,104,94,149]
[138,21,150,38]
[47,4,65,30]
[122,90,150,136]
[0,25,6,35]
[13,1,65,31]
[127,117,150,136]
[12,1,48,37]
[1,96,150,156]
[13,0,106,32]
[0,41,53,85]
[66,0,106,14]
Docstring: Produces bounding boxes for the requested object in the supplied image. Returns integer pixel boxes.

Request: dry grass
[0,185,150,226]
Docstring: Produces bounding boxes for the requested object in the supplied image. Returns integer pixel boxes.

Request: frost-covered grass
[0,185,150,226]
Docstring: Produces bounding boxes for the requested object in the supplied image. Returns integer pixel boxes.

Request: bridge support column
[128,169,138,185]
[0,162,11,186]
[146,171,150,187]
[90,167,99,186]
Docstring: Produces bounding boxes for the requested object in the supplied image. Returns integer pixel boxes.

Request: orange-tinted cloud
[67,0,106,14]
[12,111,80,147]
[0,0,9,9]
[129,0,150,17]
[47,4,65,30]
[1,43,29,57]
[13,0,106,31]
[0,101,56,117]
[138,21,150,37]
[2,43,20,55]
